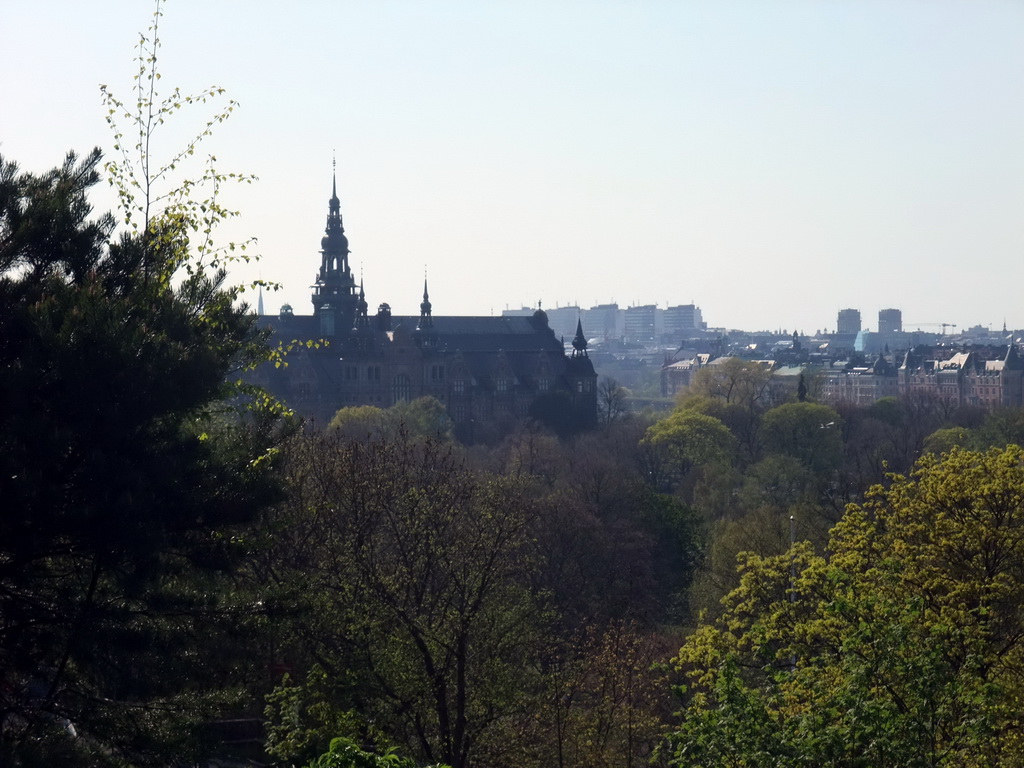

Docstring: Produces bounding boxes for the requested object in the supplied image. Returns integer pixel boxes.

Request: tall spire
[327,156,344,230]
[311,159,357,326]
[418,273,434,331]
[353,279,370,331]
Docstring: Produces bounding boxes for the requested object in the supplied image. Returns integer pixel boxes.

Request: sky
[2,1,1023,334]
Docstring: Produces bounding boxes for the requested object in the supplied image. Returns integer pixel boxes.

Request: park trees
[0,147,282,764]
[760,402,841,477]
[641,409,736,497]
[265,432,545,768]
[688,358,773,411]
[667,445,1024,767]
[328,396,454,442]
[498,622,674,768]
[597,377,630,426]
[0,6,285,761]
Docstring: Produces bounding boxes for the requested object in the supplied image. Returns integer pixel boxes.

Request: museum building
[251,173,598,440]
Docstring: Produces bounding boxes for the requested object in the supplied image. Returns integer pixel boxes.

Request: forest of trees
[5,6,1024,766]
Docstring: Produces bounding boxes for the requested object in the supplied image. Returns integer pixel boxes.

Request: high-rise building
[837,308,861,335]
[581,303,622,342]
[878,308,903,335]
[664,304,704,338]
[624,304,658,343]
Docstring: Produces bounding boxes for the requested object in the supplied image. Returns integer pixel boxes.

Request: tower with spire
[563,316,598,426]
[311,161,358,333]
[417,277,433,331]
[414,276,439,350]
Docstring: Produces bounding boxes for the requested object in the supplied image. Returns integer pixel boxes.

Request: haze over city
[3,1,1022,334]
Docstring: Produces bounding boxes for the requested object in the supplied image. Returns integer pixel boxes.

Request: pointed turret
[417,277,433,330]
[571,318,588,358]
[564,315,597,428]
[415,277,438,349]
[872,350,893,376]
[353,280,370,331]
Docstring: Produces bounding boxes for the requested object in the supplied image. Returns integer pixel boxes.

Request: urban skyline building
[504,301,706,346]
[878,308,903,335]
[837,308,862,335]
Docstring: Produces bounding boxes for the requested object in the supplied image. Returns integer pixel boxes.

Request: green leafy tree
[328,404,391,438]
[975,407,1024,450]
[0,4,285,761]
[642,409,736,495]
[687,358,773,411]
[680,368,768,465]
[100,0,257,266]
[922,425,973,455]
[0,148,282,764]
[668,446,1024,767]
[306,737,449,768]
[267,433,544,768]
[329,397,454,442]
[759,401,842,475]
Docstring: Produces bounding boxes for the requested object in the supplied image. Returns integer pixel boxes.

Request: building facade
[900,345,1024,409]
[251,175,598,439]
[819,345,1023,409]
[624,304,659,344]
[664,304,704,340]
[662,345,1024,411]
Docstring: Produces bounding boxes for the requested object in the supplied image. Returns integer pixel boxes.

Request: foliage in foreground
[0,14,285,753]
[306,736,449,768]
[668,445,1024,767]
[0,149,284,765]
[264,433,541,768]
[259,426,689,768]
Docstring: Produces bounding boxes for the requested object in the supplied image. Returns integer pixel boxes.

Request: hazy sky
[3,1,1022,334]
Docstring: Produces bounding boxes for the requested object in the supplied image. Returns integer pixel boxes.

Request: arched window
[392,374,412,404]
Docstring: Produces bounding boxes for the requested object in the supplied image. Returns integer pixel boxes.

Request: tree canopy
[668,445,1024,767]
[0,149,283,763]
[265,433,543,768]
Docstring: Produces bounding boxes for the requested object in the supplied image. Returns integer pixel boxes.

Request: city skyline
[4,1,1022,333]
